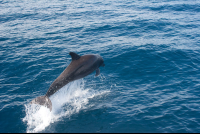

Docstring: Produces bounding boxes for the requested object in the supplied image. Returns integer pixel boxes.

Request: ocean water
[1,0,200,133]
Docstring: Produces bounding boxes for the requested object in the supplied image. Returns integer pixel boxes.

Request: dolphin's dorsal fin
[95,68,100,76]
[69,52,81,61]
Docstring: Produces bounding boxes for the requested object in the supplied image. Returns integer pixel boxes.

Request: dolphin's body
[30,52,105,111]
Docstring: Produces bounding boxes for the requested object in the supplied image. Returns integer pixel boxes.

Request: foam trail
[23,79,109,133]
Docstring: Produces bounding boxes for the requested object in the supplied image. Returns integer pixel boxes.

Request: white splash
[23,79,109,133]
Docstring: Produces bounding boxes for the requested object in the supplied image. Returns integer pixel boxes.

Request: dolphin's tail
[30,95,52,111]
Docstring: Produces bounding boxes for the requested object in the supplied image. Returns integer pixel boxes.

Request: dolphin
[30,52,105,111]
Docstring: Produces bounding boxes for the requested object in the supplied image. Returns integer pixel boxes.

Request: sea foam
[23,79,109,133]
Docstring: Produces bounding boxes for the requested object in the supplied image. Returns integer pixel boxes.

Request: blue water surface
[1,0,200,133]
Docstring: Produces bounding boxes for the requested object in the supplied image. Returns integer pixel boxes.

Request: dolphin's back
[45,60,81,97]
[45,54,94,97]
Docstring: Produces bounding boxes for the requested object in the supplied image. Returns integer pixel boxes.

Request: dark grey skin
[30,52,105,111]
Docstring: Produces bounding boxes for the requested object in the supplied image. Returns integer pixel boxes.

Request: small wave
[23,79,109,133]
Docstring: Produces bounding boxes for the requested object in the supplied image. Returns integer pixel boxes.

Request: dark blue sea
[1,0,200,133]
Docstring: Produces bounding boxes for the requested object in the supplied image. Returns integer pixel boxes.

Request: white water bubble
[23,79,110,133]
[23,104,53,133]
